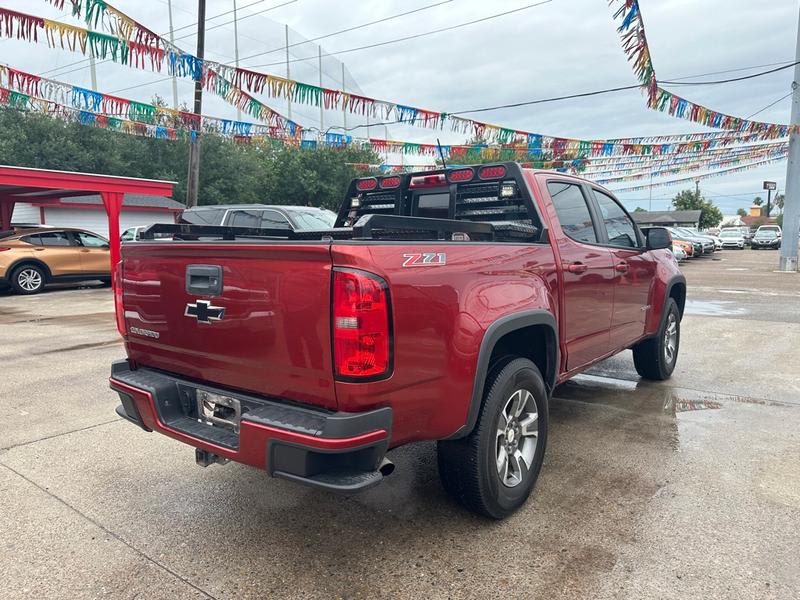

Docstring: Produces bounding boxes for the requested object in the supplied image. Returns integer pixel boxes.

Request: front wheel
[437,358,549,519]
[633,298,680,380]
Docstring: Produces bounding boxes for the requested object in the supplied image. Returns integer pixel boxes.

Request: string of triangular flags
[609,0,791,138]
[5,3,791,159]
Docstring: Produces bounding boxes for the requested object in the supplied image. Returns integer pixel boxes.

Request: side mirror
[644,227,671,251]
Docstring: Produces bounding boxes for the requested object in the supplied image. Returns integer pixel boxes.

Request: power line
[746,91,793,119]
[664,60,794,82]
[247,1,556,68]
[450,62,800,116]
[659,61,800,86]
[237,0,453,64]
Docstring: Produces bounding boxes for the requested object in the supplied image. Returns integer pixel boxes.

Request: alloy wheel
[496,389,539,488]
[664,312,678,365]
[18,268,42,292]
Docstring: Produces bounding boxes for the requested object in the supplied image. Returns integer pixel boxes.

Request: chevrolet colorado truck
[110,163,685,519]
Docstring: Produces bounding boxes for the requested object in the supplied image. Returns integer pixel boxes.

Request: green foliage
[736,208,747,217]
[750,218,765,229]
[671,188,723,229]
[753,196,763,206]
[633,206,647,212]
[777,214,783,228]
[0,107,380,210]
[775,194,785,210]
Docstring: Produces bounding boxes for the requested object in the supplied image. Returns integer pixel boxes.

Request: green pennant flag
[128,101,157,124]
[87,31,129,65]
[86,0,109,28]
[578,140,591,157]
[497,128,514,144]
[293,82,322,107]
[8,91,29,110]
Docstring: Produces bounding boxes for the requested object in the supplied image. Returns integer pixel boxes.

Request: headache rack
[137,214,536,243]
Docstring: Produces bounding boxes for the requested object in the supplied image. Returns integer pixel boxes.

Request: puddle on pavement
[32,338,122,355]
[684,299,748,316]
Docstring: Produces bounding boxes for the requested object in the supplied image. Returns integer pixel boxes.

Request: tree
[0,107,380,210]
[633,206,647,212]
[736,208,747,217]
[671,188,723,229]
[753,196,763,206]
[775,194,785,210]
[777,214,784,228]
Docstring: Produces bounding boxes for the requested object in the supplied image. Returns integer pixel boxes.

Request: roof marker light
[356,178,378,191]
[479,165,507,180]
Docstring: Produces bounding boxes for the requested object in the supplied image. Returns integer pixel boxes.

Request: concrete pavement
[0,250,798,599]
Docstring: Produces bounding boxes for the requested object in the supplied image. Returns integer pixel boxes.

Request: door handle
[80,249,90,253]
[615,261,629,273]
[33,247,45,251]
[566,262,588,274]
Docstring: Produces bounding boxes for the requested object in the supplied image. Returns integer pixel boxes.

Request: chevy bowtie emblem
[185,300,225,323]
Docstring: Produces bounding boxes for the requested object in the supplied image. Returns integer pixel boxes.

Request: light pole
[779,7,800,271]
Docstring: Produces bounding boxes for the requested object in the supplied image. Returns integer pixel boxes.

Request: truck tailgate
[121,242,337,410]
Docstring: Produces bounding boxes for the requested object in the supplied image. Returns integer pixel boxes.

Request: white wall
[10,202,40,224]
[12,203,175,239]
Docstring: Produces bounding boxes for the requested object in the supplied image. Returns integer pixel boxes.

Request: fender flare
[5,258,52,282]
[447,309,558,440]
[664,274,687,320]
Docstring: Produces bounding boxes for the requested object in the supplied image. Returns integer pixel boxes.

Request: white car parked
[718,228,745,249]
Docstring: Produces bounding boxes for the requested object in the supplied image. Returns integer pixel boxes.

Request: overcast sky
[1,0,799,213]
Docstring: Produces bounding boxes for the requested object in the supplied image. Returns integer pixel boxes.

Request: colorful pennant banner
[610,0,792,138]
[6,3,791,161]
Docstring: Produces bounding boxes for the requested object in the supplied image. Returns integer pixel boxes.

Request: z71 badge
[402,252,446,267]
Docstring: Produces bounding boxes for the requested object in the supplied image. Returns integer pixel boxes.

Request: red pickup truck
[110,163,685,518]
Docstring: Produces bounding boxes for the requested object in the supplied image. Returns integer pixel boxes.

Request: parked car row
[667,224,783,262]
[2,205,340,294]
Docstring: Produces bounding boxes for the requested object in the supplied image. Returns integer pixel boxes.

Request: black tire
[10,264,46,295]
[633,298,680,380]
[437,358,549,519]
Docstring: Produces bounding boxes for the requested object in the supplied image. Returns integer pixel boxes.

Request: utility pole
[88,22,98,90]
[779,8,800,271]
[232,0,241,121]
[318,46,324,134]
[648,171,653,211]
[341,63,347,133]
[695,178,700,199]
[167,0,179,109]
[284,25,292,120]
[186,0,206,208]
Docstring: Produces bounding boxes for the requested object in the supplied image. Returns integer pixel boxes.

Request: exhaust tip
[378,457,395,477]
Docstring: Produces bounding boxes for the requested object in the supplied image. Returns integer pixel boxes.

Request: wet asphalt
[0,250,798,599]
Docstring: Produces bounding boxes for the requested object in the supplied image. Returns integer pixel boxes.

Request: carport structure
[0,165,176,268]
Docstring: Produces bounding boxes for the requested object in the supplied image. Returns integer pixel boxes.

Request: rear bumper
[110,360,392,492]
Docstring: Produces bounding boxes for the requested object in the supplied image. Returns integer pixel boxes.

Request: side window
[592,190,640,249]
[259,210,292,230]
[20,234,41,245]
[546,182,598,244]
[76,232,108,247]
[228,210,262,228]
[38,232,72,247]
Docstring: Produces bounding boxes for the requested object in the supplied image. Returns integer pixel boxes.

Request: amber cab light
[333,269,391,379]
[113,260,126,337]
[479,165,507,180]
[380,176,401,189]
[355,178,378,191]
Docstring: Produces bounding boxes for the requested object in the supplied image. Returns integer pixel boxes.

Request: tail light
[333,269,391,379]
[380,176,401,189]
[113,260,126,337]
[479,165,507,180]
[0,247,10,252]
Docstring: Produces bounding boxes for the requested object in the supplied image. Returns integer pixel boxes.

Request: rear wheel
[633,298,680,380]
[11,264,45,295]
[437,358,548,519]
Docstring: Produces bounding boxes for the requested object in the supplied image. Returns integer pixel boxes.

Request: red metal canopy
[0,165,176,269]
